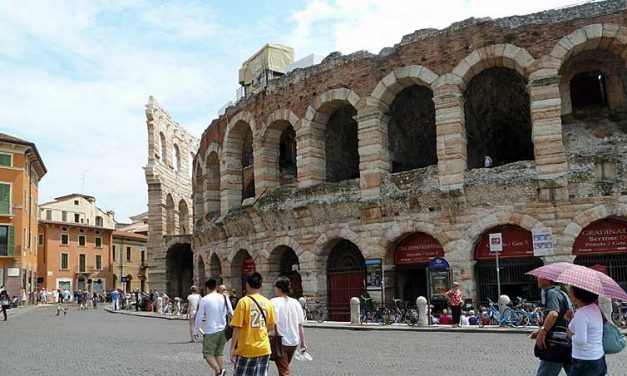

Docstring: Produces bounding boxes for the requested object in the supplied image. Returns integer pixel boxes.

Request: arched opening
[570,71,608,111]
[165,242,193,298]
[231,249,255,296]
[204,153,220,217]
[326,240,365,321]
[388,85,437,172]
[473,225,542,304]
[178,200,189,235]
[268,246,302,298]
[173,144,181,171]
[196,255,206,293]
[464,67,533,169]
[159,132,167,163]
[165,194,175,235]
[125,274,132,293]
[242,126,255,200]
[386,232,444,306]
[193,163,204,224]
[189,153,194,178]
[209,253,222,281]
[279,125,297,185]
[573,218,627,292]
[77,276,86,291]
[325,103,359,183]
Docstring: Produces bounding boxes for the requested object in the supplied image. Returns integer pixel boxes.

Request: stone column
[254,135,280,195]
[356,108,390,200]
[297,119,326,187]
[220,159,242,215]
[528,70,569,201]
[433,84,467,192]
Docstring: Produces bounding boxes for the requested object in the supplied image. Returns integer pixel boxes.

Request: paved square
[0,307,625,375]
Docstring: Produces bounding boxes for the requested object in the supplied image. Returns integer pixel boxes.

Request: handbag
[601,311,626,354]
[249,296,284,361]
[534,326,572,363]
[223,295,233,340]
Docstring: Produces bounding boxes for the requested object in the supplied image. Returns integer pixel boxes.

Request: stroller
[10,296,20,308]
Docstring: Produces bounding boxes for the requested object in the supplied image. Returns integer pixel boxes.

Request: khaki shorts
[202,330,227,358]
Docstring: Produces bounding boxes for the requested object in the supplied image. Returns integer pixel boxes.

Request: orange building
[0,133,46,296]
[38,194,115,293]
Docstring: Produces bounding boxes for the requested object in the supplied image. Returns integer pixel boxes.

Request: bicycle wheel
[503,309,526,328]
[314,306,327,323]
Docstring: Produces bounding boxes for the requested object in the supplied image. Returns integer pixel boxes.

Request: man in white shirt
[187,286,201,343]
[271,276,307,376]
[194,278,233,376]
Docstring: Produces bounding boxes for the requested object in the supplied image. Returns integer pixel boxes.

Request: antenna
[81,170,88,193]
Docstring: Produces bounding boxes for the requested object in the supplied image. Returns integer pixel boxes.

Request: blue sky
[0,0,577,222]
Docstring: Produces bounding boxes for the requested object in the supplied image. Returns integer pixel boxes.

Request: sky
[0,0,581,222]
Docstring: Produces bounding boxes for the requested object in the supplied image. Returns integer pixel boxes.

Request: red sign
[395,233,444,265]
[573,218,627,255]
[242,256,256,275]
[475,226,533,260]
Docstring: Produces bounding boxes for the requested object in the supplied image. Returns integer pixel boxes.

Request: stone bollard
[350,297,361,325]
[417,296,428,326]
[298,297,306,308]
[498,295,510,313]
[157,296,163,314]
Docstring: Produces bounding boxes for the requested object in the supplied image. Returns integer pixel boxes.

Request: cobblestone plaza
[1,307,626,375]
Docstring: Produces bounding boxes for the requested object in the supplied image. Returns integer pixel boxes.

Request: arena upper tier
[190,1,627,321]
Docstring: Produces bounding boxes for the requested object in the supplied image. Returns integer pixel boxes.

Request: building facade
[38,194,115,293]
[112,230,148,292]
[0,133,46,295]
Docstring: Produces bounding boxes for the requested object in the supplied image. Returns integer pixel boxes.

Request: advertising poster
[429,270,449,300]
[365,258,383,291]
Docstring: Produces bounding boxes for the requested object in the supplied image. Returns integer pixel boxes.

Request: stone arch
[257,109,300,190]
[173,143,181,171]
[264,235,306,258]
[159,132,167,164]
[379,221,448,263]
[267,244,303,298]
[448,44,535,91]
[550,24,627,71]
[178,199,190,235]
[222,112,256,212]
[193,161,204,225]
[312,227,365,258]
[196,254,206,287]
[204,151,221,219]
[228,239,268,263]
[370,65,439,112]
[465,212,544,244]
[561,202,627,253]
[209,252,222,280]
[165,193,175,235]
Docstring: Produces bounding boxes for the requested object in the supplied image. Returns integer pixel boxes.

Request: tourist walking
[56,289,67,316]
[566,286,606,375]
[445,281,464,327]
[271,277,307,376]
[194,278,233,376]
[187,285,201,342]
[110,289,120,311]
[230,272,275,376]
[530,277,572,376]
[229,288,239,310]
[92,292,98,309]
[0,288,10,321]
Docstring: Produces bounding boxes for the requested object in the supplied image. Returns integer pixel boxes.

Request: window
[95,255,102,270]
[0,153,11,167]
[95,237,102,248]
[0,183,10,215]
[141,248,145,265]
[126,247,131,261]
[78,235,86,247]
[113,245,116,261]
[79,254,86,273]
[74,213,80,223]
[45,210,52,220]
[61,233,69,246]
[74,200,79,205]
[62,211,67,221]
[0,225,14,256]
[95,216,103,227]
[38,234,43,246]
[61,253,69,270]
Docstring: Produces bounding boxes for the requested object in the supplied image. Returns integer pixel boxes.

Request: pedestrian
[230,272,275,376]
[62,288,71,309]
[21,288,27,307]
[438,309,452,325]
[92,292,98,309]
[530,277,572,376]
[194,278,233,376]
[229,288,239,310]
[0,288,10,321]
[187,285,201,343]
[566,286,606,375]
[445,281,464,327]
[110,288,120,311]
[484,155,493,168]
[134,289,140,312]
[271,276,307,376]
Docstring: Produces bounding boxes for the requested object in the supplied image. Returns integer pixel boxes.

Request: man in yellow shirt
[230,272,275,376]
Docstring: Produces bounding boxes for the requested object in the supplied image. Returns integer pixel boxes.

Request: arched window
[159,132,167,163]
[325,104,359,182]
[173,144,181,171]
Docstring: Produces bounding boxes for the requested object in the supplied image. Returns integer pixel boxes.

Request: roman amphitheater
[147,0,627,321]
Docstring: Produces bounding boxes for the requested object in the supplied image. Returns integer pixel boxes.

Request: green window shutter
[0,183,9,214]
[0,154,11,167]
[8,225,14,256]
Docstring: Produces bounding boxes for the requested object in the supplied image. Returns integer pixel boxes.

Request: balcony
[74,266,97,275]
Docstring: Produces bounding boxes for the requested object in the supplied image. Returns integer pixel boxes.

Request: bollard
[416,296,428,326]
[598,296,612,319]
[298,297,306,308]
[350,297,360,325]
[157,296,163,314]
[498,295,510,313]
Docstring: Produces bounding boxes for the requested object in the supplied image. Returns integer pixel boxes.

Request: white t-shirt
[271,296,304,347]
[460,314,470,326]
[568,303,604,360]
[187,293,201,314]
[194,292,233,335]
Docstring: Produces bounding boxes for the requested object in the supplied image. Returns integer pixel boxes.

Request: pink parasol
[526,262,627,301]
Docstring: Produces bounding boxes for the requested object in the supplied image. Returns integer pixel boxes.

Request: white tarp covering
[238,44,294,85]
[286,54,325,72]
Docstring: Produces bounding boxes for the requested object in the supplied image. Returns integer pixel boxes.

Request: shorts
[202,330,227,358]
[234,355,270,376]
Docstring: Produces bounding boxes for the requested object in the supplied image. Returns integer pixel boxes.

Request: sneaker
[220,369,226,376]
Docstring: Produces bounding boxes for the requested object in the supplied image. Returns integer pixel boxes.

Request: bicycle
[612,300,627,327]
[478,298,527,328]
[302,296,327,323]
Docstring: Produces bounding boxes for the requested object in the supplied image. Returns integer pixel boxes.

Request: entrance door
[327,240,365,322]
[474,257,542,304]
[77,277,86,291]
[395,265,428,305]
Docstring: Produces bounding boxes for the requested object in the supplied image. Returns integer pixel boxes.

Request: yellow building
[112,231,148,293]
[0,133,46,296]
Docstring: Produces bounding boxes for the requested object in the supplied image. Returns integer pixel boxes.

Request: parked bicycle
[302,296,327,323]
[478,298,527,328]
[612,300,627,327]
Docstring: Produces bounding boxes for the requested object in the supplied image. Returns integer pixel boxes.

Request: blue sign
[121,277,129,283]
[428,257,450,269]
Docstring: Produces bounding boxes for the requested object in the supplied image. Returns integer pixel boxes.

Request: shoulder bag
[223,295,233,340]
[249,296,283,361]
[601,309,626,354]
[534,289,572,364]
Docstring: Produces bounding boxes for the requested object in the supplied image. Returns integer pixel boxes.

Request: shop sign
[573,218,627,255]
[121,277,129,283]
[475,226,533,260]
[6,268,20,277]
[365,258,383,291]
[242,256,256,275]
[489,233,503,253]
[429,269,450,300]
[532,228,554,257]
[395,233,444,265]
[428,257,450,269]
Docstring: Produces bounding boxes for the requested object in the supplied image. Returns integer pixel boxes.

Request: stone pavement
[1,306,626,376]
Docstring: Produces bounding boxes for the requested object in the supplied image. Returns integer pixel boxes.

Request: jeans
[568,356,607,376]
[112,298,119,310]
[537,360,570,376]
